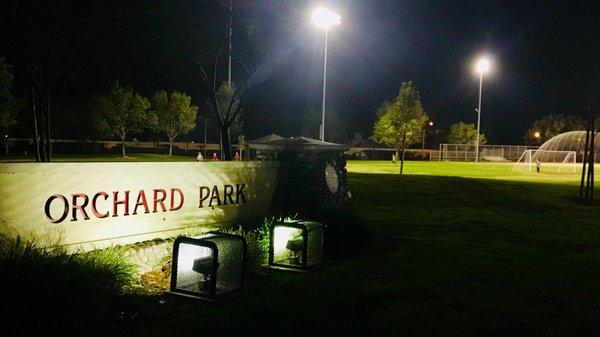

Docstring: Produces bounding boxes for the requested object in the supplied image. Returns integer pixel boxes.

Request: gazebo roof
[249,136,350,151]
[249,133,284,144]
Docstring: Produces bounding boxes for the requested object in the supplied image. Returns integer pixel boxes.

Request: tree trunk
[38,92,48,162]
[400,147,406,174]
[32,86,41,162]
[121,135,126,158]
[219,126,232,160]
[399,135,407,174]
[45,90,52,161]
[169,138,173,156]
[580,116,591,199]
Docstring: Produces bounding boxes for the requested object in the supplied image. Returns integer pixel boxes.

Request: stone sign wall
[0,161,281,251]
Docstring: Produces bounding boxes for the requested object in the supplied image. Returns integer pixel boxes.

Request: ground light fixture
[169,232,246,300]
[268,220,325,271]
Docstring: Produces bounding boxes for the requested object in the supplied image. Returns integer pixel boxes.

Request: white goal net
[513,149,577,173]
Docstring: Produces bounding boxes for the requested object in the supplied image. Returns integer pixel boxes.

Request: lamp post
[475,58,490,162]
[533,131,541,144]
[312,6,341,142]
[422,120,434,152]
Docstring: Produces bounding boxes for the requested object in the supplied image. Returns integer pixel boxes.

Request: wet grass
[107,160,600,336]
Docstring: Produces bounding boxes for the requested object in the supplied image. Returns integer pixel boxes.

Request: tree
[90,82,155,157]
[447,122,487,145]
[372,82,428,174]
[0,58,23,155]
[196,59,264,161]
[523,114,584,145]
[152,91,198,156]
[192,0,275,161]
[237,134,247,159]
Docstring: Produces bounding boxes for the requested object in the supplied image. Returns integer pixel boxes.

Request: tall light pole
[312,6,341,141]
[422,120,434,152]
[475,58,490,162]
[227,0,233,86]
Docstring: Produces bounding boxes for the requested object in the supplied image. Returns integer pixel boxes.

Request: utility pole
[475,72,483,162]
[227,0,233,87]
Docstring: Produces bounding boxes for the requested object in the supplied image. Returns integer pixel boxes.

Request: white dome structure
[536,131,600,162]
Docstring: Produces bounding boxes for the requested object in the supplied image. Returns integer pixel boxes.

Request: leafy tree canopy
[372,82,428,150]
[152,90,198,155]
[447,122,486,145]
[523,114,584,145]
[0,58,23,132]
[90,81,155,156]
[215,82,243,141]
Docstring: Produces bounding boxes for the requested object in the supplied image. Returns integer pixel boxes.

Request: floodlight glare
[170,233,246,300]
[476,58,490,74]
[312,7,341,29]
[269,221,325,271]
[533,131,541,139]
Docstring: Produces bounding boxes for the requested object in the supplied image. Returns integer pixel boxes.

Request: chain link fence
[432,144,538,162]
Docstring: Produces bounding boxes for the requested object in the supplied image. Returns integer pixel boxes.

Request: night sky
[1,0,599,144]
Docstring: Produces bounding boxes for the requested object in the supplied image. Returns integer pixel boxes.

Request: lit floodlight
[170,232,246,300]
[312,7,341,29]
[476,58,490,74]
[533,131,541,139]
[269,220,325,271]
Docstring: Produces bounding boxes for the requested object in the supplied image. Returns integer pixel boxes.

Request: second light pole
[475,58,490,162]
[313,7,341,141]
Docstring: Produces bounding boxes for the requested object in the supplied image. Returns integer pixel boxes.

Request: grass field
[349,160,585,182]
[0,153,195,162]
[104,160,600,337]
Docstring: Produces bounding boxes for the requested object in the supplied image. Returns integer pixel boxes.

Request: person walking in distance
[535,158,541,173]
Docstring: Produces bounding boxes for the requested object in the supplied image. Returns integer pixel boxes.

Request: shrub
[0,236,136,336]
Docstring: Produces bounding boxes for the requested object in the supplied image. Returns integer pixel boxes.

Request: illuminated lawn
[0,153,195,162]
[79,160,600,335]
[348,160,584,182]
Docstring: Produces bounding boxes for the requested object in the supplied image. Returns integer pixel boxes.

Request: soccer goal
[513,149,577,173]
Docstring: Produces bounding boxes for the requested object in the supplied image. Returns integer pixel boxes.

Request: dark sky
[278,0,600,144]
[1,0,599,144]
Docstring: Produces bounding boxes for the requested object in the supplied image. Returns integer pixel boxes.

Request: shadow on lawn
[33,172,600,336]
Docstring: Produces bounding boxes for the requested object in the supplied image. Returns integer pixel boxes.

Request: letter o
[45,194,69,224]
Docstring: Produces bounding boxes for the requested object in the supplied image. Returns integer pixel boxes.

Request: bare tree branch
[236,60,250,78]
[212,48,222,90]
[228,78,272,124]
[195,57,212,91]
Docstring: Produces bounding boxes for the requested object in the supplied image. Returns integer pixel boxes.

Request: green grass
[6,159,600,336]
[348,160,584,182]
[104,160,600,337]
[0,153,195,162]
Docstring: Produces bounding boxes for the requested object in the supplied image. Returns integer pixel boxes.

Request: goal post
[513,149,577,173]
